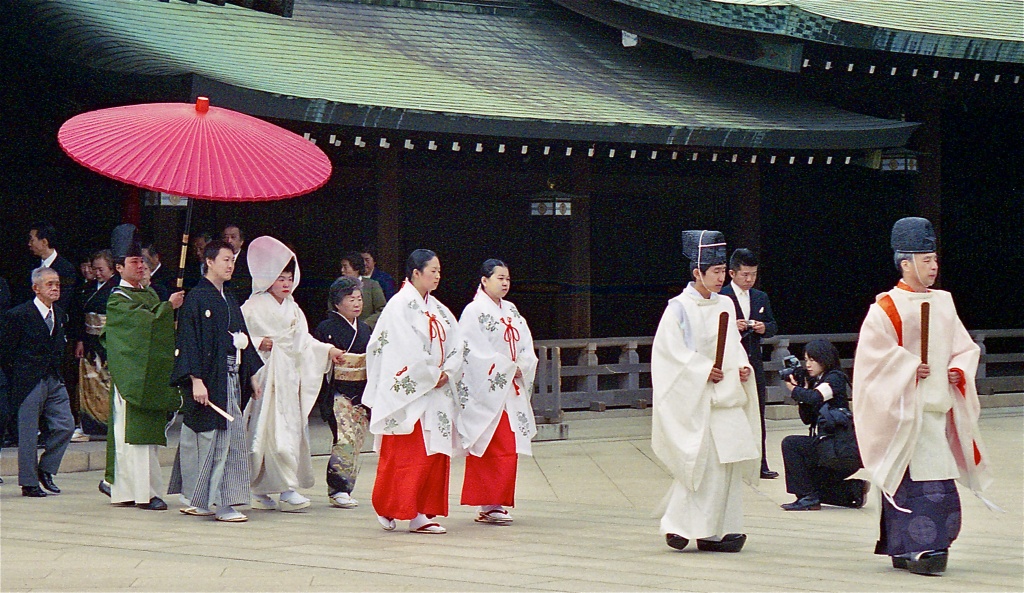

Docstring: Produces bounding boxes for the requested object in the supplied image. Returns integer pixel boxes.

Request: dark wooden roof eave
[196,76,919,150]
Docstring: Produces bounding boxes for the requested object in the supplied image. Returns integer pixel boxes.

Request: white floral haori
[363,282,462,456]
[457,288,539,457]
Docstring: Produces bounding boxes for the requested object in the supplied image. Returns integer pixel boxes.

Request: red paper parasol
[57,97,332,287]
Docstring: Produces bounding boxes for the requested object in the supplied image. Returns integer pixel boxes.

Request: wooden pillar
[915,102,942,285]
[568,156,592,338]
[122,186,141,225]
[375,150,402,280]
[730,163,762,256]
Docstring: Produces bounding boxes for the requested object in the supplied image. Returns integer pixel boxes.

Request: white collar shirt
[731,281,751,320]
[42,251,58,268]
[33,297,54,333]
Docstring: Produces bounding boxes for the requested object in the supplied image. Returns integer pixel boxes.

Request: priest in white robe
[853,217,993,575]
[457,259,538,524]
[652,230,760,553]
[364,249,462,534]
[241,237,344,512]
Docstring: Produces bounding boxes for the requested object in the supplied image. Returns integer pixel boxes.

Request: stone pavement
[1,409,1021,592]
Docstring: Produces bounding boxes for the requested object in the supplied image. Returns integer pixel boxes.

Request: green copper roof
[606,0,1024,63]
[17,0,918,149]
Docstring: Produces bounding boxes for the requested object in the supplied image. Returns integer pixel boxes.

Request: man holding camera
[853,217,993,575]
[719,248,778,479]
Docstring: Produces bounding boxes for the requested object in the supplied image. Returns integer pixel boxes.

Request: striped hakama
[169,356,250,509]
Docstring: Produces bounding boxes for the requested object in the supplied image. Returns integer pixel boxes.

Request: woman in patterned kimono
[363,249,462,534]
[313,276,372,509]
[457,259,538,524]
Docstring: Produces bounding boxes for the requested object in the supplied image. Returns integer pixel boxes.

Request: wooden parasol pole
[176,198,195,290]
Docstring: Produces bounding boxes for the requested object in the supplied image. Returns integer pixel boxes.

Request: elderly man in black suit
[720,249,779,479]
[1,267,75,497]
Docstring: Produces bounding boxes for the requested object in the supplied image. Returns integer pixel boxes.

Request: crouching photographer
[779,339,868,511]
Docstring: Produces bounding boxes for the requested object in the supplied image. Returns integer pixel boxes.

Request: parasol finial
[195,97,210,113]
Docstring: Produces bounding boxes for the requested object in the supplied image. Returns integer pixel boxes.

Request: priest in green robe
[100,224,184,510]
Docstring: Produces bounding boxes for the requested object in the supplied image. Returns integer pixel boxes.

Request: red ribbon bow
[501,317,520,362]
[426,311,446,368]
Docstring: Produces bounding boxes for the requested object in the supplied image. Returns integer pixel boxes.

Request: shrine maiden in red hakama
[363,250,462,534]
[456,260,538,524]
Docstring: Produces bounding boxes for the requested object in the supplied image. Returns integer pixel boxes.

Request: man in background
[142,242,172,300]
[27,222,77,314]
[361,246,396,301]
[719,248,779,480]
[222,223,251,302]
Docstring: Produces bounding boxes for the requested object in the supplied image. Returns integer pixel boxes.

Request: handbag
[814,402,862,471]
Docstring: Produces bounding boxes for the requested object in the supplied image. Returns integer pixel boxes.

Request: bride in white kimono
[364,249,462,534]
[457,259,538,524]
[241,236,344,512]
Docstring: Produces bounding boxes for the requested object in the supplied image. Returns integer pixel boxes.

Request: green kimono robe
[101,285,182,482]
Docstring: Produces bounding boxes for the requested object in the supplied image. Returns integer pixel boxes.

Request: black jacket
[169,278,262,432]
[719,284,778,374]
[0,299,68,410]
[791,369,849,427]
[149,264,174,301]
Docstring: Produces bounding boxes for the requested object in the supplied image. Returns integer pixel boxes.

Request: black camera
[779,354,808,386]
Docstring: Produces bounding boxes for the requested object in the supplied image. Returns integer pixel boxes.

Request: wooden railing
[531,330,1024,423]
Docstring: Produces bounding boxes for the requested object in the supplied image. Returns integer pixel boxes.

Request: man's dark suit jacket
[149,264,173,301]
[719,284,778,376]
[39,255,78,314]
[0,299,68,410]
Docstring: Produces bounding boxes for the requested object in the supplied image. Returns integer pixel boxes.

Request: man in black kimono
[1,267,75,497]
[168,240,262,522]
[719,248,779,479]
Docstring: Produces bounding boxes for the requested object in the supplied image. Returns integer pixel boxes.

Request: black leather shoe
[892,556,909,570]
[22,485,47,497]
[760,470,779,479]
[98,480,111,497]
[781,495,821,511]
[906,550,948,575]
[665,534,689,550]
[849,480,870,508]
[696,533,746,552]
[37,470,60,494]
[138,497,168,511]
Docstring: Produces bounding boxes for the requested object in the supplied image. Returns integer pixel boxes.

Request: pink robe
[852,282,992,500]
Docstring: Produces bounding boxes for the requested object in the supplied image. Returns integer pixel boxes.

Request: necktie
[45,310,54,334]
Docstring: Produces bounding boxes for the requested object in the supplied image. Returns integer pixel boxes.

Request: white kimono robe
[652,283,760,540]
[457,289,539,457]
[241,238,335,495]
[853,284,992,499]
[363,282,462,457]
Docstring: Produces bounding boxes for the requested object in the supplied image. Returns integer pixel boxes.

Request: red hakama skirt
[461,411,518,507]
[372,421,450,520]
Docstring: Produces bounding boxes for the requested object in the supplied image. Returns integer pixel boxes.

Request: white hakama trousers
[110,386,163,505]
[659,444,744,540]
